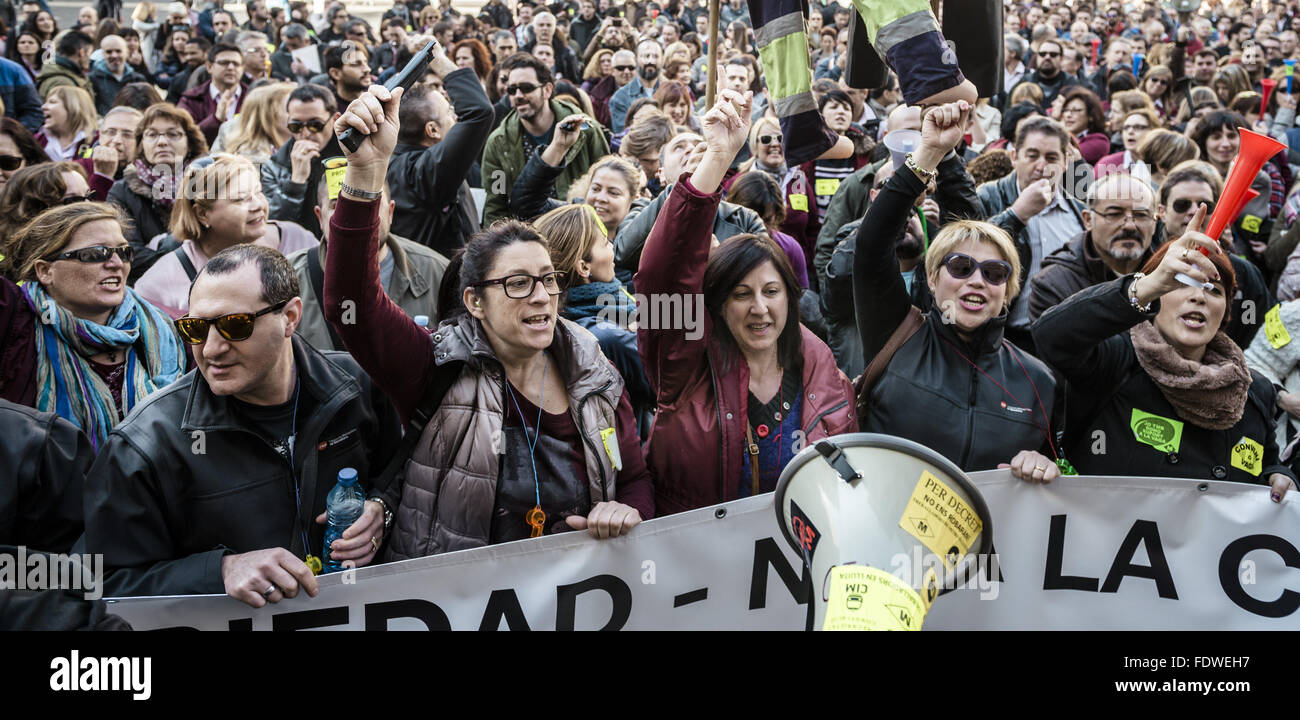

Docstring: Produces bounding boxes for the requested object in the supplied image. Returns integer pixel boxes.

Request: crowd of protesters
[5,0,1300,625]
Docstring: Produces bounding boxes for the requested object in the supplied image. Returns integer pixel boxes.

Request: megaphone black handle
[815,439,863,482]
[337,39,438,153]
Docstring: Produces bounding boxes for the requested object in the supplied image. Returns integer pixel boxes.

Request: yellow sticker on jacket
[1241,215,1264,233]
[814,178,841,196]
[823,565,926,631]
[1265,304,1291,349]
[1130,408,1184,454]
[1231,436,1264,476]
[600,427,622,471]
[323,157,349,200]
[898,470,983,570]
[789,192,809,212]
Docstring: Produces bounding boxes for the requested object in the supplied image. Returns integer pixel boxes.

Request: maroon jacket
[75,156,116,201]
[587,75,617,130]
[178,81,248,146]
[0,277,36,407]
[635,176,857,516]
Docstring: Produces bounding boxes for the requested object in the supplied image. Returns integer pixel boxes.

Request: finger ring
[370,536,380,552]
[1182,248,1191,260]
[262,585,277,597]
[1036,464,1048,472]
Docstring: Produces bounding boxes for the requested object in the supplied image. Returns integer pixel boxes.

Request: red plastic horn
[1090,38,1100,65]
[1203,127,1287,242]
[1261,78,1278,119]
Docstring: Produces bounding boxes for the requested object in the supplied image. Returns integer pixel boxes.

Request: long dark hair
[703,234,804,373]
[439,221,551,324]
[0,117,52,166]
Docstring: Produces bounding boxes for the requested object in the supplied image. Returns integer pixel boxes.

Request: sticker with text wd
[899,470,983,569]
[823,565,926,631]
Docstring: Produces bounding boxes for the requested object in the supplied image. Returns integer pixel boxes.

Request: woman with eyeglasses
[0,117,52,191]
[1095,107,1159,180]
[1057,86,1110,167]
[0,203,184,447]
[36,86,98,163]
[322,85,653,556]
[107,103,208,273]
[636,89,855,514]
[134,153,317,318]
[856,101,1063,482]
[1034,206,1297,501]
[0,162,95,278]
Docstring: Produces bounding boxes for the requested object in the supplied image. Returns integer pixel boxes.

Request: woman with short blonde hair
[38,86,98,161]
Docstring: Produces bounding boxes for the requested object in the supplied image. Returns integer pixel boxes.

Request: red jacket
[178,80,247,146]
[635,176,857,516]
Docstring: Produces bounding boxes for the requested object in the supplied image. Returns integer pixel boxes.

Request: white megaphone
[773,433,994,631]
[883,129,923,172]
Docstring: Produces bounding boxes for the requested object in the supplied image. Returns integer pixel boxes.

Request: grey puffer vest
[386,315,625,560]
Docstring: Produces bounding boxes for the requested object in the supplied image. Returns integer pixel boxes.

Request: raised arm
[507,114,591,221]
[410,45,495,203]
[323,83,434,423]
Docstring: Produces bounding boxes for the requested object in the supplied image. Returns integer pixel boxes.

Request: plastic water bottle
[414,315,430,329]
[323,468,365,574]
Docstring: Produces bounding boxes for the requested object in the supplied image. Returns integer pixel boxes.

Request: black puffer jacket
[0,400,93,553]
[83,335,403,597]
[1032,277,1296,486]
[855,165,1060,470]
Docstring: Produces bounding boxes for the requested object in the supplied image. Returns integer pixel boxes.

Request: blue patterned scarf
[24,282,186,449]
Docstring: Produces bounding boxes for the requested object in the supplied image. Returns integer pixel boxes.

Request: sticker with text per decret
[1130,408,1184,454]
[823,565,926,631]
[899,470,983,570]
[1265,304,1291,350]
[1231,436,1263,476]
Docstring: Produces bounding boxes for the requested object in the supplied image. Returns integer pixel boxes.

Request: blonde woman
[131,1,160,73]
[1140,65,1176,122]
[215,82,293,164]
[37,86,97,161]
[134,154,318,317]
[581,48,613,92]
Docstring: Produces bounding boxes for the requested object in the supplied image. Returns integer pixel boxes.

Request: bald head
[100,35,127,74]
[1086,172,1157,268]
[886,104,921,133]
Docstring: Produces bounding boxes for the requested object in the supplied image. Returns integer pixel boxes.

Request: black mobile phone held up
[337,39,438,153]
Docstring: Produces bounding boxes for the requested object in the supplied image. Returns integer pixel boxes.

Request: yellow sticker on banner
[1265,304,1291,349]
[823,565,926,631]
[323,156,348,200]
[814,178,840,196]
[789,193,809,212]
[1231,436,1264,476]
[1241,215,1263,234]
[899,470,983,569]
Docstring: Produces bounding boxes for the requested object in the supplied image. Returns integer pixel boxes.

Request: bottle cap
[338,467,359,485]
[414,315,430,327]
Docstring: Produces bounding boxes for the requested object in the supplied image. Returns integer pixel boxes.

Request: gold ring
[370,536,380,552]
[1036,464,1048,472]
[1182,248,1191,260]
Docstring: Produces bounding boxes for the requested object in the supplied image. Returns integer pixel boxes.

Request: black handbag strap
[173,245,198,282]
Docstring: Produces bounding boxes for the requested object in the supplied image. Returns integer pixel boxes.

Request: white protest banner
[106,472,1300,630]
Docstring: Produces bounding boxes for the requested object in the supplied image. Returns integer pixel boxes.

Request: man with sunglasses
[261,84,342,238]
[587,48,635,129]
[388,40,492,256]
[83,244,402,606]
[1008,39,1080,111]
[480,52,609,225]
[608,37,663,134]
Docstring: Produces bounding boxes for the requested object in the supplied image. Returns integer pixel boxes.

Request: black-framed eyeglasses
[940,252,1012,285]
[506,82,541,95]
[0,154,23,171]
[174,300,289,345]
[759,134,782,144]
[1171,198,1215,214]
[60,191,97,205]
[287,118,328,133]
[43,244,134,264]
[471,271,565,299]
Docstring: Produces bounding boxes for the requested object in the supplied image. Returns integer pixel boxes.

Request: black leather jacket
[0,400,92,553]
[83,335,403,597]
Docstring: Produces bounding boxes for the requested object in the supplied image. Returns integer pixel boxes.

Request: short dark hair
[324,41,368,72]
[1014,115,1070,153]
[500,50,553,86]
[287,82,337,113]
[704,234,804,373]
[280,22,309,41]
[56,31,93,58]
[397,83,438,146]
[207,41,241,63]
[442,220,549,323]
[1191,109,1245,157]
[187,36,212,53]
[1159,166,1221,205]
[196,244,301,306]
[818,88,852,113]
[111,82,162,111]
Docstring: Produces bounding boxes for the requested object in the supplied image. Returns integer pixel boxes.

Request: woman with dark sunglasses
[0,203,184,448]
[321,84,653,558]
[1035,207,1297,501]
[0,117,51,191]
[855,101,1064,483]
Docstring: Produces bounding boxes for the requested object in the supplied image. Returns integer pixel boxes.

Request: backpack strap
[306,248,345,351]
[173,245,198,282]
[854,305,925,422]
